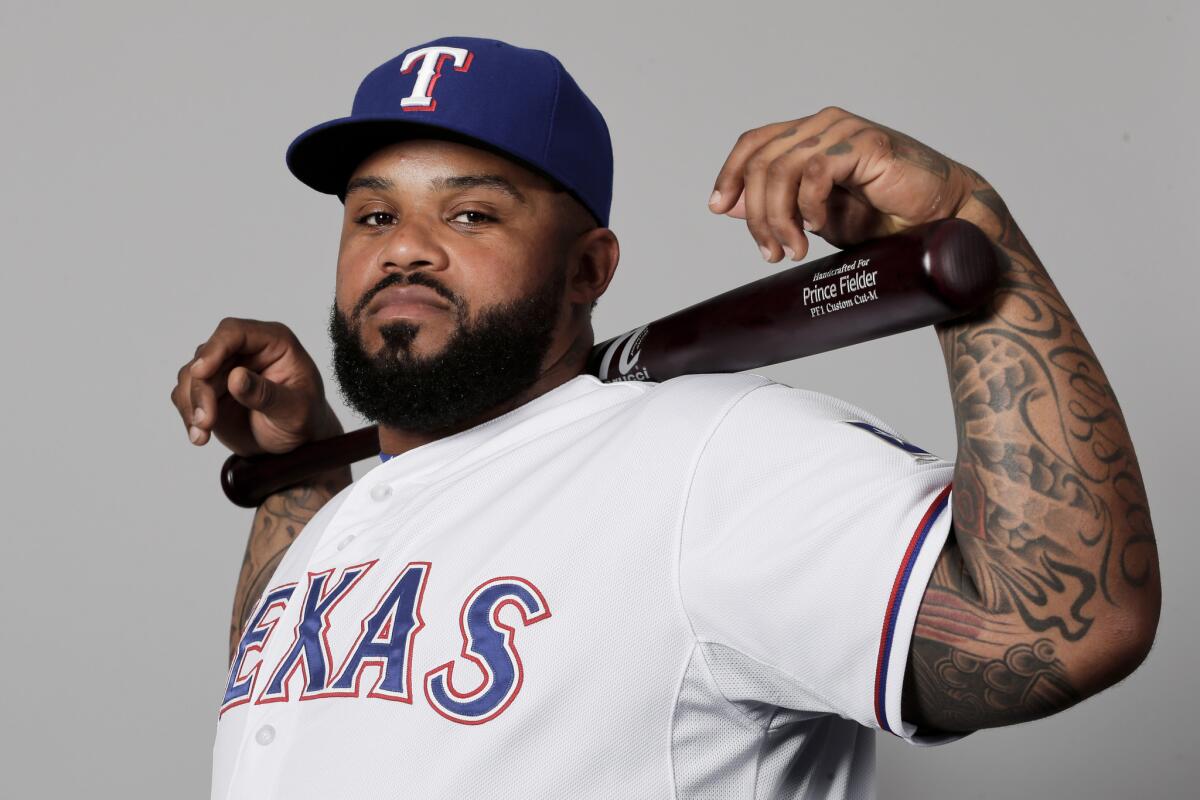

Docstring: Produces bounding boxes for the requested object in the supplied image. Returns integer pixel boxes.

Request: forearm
[227,465,352,663]
[907,173,1161,727]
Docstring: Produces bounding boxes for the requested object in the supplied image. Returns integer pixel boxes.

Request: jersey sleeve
[678,380,957,743]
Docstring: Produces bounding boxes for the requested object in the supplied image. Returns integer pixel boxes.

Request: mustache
[352,272,464,321]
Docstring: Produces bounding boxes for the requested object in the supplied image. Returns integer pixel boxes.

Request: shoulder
[599,372,778,412]
[623,372,896,432]
[660,375,947,473]
[585,372,774,433]
[588,373,915,460]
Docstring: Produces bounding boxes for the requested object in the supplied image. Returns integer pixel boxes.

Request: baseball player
[171,36,1160,799]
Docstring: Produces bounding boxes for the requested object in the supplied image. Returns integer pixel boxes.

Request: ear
[565,227,620,308]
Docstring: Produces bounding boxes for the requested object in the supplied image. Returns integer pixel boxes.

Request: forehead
[348,138,553,191]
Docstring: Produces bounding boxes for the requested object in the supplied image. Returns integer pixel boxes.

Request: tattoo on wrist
[883,126,952,181]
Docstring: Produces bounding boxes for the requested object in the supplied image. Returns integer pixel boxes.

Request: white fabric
[211,373,955,799]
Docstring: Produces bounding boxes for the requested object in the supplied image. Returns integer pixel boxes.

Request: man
[172,36,1160,798]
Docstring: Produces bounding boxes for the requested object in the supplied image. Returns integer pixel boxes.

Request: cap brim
[288,115,577,201]
[288,116,476,196]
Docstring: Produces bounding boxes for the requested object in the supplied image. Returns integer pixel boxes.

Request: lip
[366,285,452,320]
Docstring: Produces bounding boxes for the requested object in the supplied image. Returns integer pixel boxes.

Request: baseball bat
[221,217,1000,508]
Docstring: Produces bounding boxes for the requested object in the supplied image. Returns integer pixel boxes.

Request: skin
[170,139,619,660]
[708,106,1160,731]
[176,110,1160,729]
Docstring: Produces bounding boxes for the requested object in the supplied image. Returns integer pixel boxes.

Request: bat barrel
[590,218,999,382]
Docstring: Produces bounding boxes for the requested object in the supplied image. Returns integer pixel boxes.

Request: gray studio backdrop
[2,1,1195,797]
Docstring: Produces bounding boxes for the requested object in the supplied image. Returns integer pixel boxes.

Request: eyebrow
[344,175,395,196]
[344,172,530,205]
[432,174,528,205]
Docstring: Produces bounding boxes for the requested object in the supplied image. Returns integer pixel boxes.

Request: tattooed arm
[900,176,1162,732]
[228,466,351,664]
[708,107,1161,733]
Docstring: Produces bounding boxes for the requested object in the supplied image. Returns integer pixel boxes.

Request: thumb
[227,366,303,419]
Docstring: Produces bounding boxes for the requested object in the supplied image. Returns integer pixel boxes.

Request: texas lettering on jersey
[221,562,550,725]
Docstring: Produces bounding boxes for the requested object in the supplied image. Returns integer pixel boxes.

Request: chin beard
[329,268,566,435]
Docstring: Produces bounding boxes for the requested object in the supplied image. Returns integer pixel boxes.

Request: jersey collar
[372,374,617,477]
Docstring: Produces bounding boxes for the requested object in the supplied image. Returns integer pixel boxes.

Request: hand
[708,106,976,262]
[170,317,342,456]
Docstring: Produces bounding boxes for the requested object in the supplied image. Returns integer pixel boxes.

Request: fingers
[191,317,293,381]
[187,359,235,445]
[793,127,892,237]
[723,192,747,220]
[173,317,298,446]
[711,107,899,263]
[753,115,864,261]
[707,121,802,217]
[177,364,299,448]
[171,361,204,443]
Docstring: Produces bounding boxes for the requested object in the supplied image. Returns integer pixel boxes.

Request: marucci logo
[597,325,651,382]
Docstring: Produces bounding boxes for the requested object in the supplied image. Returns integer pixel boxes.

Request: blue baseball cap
[286,36,613,227]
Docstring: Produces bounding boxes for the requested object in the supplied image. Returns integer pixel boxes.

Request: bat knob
[221,452,261,509]
[925,218,1003,314]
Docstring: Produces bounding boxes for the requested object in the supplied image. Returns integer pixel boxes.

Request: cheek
[458,276,525,324]
[334,248,374,315]
[459,248,557,307]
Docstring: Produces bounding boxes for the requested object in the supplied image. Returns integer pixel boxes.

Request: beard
[329,267,566,435]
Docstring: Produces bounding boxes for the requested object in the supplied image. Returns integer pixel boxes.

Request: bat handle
[220,425,380,508]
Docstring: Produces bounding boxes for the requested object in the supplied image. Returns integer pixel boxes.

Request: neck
[376,328,594,457]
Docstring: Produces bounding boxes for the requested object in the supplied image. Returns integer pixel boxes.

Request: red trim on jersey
[873,483,952,733]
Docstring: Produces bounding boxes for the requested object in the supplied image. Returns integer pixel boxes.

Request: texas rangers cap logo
[399,46,474,111]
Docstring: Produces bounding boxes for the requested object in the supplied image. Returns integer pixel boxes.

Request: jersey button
[370,484,393,502]
[255,724,276,746]
[336,535,356,551]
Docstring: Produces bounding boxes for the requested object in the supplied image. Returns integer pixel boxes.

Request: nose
[375,215,449,275]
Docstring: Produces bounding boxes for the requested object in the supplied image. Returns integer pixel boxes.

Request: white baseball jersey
[213,372,958,799]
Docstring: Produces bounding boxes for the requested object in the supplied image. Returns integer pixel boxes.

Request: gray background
[2,0,1195,797]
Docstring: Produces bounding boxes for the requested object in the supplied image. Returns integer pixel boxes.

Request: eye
[450,209,496,225]
[355,211,396,227]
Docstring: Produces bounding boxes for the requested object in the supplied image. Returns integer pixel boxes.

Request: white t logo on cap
[400,46,473,111]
